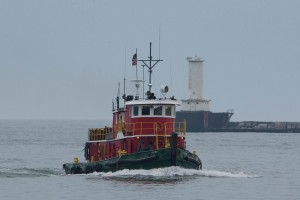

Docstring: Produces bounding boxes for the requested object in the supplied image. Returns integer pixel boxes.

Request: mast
[123,48,127,104]
[142,64,145,99]
[139,42,163,99]
[116,82,120,109]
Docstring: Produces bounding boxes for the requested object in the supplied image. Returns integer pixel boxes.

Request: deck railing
[88,127,112,141]
[88,121,186,141]
[122,121,186,137]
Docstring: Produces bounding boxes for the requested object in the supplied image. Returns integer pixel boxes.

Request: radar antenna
[138,42,163,99]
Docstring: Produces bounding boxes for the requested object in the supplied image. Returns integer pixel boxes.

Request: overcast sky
[1,0,300,121]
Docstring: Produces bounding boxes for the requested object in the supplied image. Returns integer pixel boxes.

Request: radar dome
[160,85,169,94]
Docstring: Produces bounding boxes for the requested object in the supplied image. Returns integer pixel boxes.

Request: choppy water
[0,120,299,200]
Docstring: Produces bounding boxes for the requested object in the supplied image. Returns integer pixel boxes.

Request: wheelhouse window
[153,106,162,115]
[133,106,139,116]
[131,105,175,117]
[142,106,151,115]
[165,106,172,116]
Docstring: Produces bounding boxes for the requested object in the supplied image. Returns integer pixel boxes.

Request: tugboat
[63,43,202,174]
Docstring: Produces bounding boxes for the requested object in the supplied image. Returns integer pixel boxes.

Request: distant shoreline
[197,121,300,133]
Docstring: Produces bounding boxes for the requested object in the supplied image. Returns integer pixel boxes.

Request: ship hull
[176,111,233,132]
[63,148,201,174]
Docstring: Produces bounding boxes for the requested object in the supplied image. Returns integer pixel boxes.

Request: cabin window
[153,106,162,115]
[142,106,150,115]
[165,106,172,116]
[133,106,139,116]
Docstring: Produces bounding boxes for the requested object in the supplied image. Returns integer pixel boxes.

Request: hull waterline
[63,148,202,174]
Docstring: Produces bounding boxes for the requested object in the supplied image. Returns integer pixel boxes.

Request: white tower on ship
[181,56,210,111]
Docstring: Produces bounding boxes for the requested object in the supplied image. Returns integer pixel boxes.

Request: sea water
[0,120,299,200]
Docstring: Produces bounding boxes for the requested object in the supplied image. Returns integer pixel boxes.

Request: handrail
[154,123,159,149]
[122,121,186,136]
[88,127,112,141]
[88,121,186,141]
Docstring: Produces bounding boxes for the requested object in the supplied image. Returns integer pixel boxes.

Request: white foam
[199,170,259,178]
[87,167,258,178]
[102,167,196,177]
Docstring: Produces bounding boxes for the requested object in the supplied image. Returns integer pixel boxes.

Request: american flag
[132,53,137,66]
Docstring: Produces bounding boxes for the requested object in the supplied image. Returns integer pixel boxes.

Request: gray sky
[1,0,300,121]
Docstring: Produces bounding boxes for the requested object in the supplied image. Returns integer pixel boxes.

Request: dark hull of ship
[63,148,202,174]
[176,111,233,132]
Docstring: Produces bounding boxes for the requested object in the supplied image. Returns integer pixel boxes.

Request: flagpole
[135,48,138,80]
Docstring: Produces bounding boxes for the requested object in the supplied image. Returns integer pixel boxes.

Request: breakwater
[202,121,300,133]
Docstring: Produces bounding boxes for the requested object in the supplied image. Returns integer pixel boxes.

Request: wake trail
[84,166,259,178]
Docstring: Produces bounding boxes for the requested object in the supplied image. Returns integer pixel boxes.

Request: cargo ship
[176,56,233,132]
[63,43,202,174]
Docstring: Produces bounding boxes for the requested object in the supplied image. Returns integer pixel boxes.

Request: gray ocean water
[0,120,299,200]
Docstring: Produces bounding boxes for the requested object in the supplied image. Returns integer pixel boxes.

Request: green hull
[63,148,202,174]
